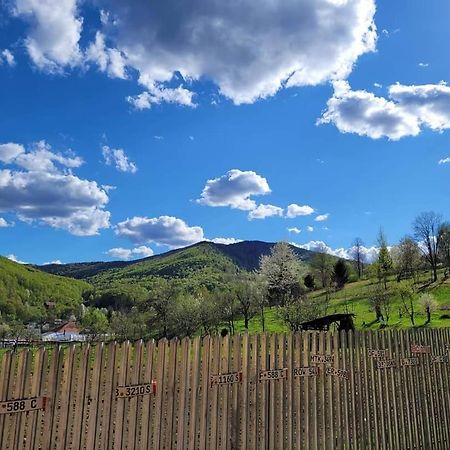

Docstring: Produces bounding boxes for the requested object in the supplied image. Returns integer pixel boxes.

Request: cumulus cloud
[248,204,284,220]
[13,0,83,72]
[319,81,420,140]
[6,254,27,264]
[306,226,314,232]
[43,260,63,265]
[0,141,110,235]
[96,0,376,104]
[0,218,13,227]
[115,215,204,248]
[106,245,153,260]
[287,227,301,234]
[315,213,330,222]
[320,80,450,140]
[209,237,243,245]
[127,85,195,110]
[293,240,379,262]
[1,49,15,66]
[11,0,376,105]
[102,145,137,173]
[0,141,83,172]
[198,169,271,210]
[86,32,127,79]
[438,157,450,165]
[286,204,315,218]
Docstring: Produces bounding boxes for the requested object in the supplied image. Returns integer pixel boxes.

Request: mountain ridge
[35,240,319,281]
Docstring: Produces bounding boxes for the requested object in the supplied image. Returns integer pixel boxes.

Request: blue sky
[0,0,449,264]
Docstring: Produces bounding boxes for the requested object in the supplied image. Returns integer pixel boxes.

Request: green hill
[37,240,317,283]
[0,256,91,324]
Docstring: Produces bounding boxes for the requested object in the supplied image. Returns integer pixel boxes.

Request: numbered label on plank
[115,382,156,398]
[400,357,419,367]
[326,367,349,380]
[431,355,449,364]
[411,344,431,354]
[368,349,388,359]
[0,397,46,415]
[293,367,319,377]
[376,358,397,369]
[210,371,242,387]
[259,368,288,381]
[311,354,334,364]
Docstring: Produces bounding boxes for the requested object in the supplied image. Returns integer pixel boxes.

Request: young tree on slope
[259,242,304,306]
[413,211,443,282]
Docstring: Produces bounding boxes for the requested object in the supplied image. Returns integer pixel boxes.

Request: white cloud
[6,254,27,264]
[115,215,204,248]
[1,49,15,66]
[43,260,63,265]
[13,0,83,72]
[210,237,243,245]
[0,143,25,163]
[320,80,450,140]
[248,204,284,220]
[0,141,110,236]
[106,245,153,260]
[418,62,429,68]
[306,226,314,232]
[127,84,195,110]
[287,227,301,234]
[99,0,376,105]
[438,157,450,165]
[102,145,137,173]
[286,204,315,218]
[86,32,127,79]
[198,169,271,211]
[293,240,379,262]
[319,81,420,140]
[12,0,377,105]
[315,213,330,222]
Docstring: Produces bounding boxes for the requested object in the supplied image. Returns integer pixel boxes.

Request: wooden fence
[0,328,449,449]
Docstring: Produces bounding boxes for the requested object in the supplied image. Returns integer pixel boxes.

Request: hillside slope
[37,240,317,282]
[0,256,91,322]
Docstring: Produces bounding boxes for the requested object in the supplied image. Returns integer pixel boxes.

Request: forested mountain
[37,240,317,282]
[0,256,91,324]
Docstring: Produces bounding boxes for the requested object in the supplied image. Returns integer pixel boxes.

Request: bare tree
[397,283,416,326]
[413,211,443,282]
[351,237,365,278]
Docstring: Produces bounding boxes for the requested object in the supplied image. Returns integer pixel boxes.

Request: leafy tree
[168,295,201,338]
[310,248,334,290]
[438,223,450,277]
[198,293,222,336]
[216,290,239,335]
[393,236,421,282]
[368,284,392,324]
[80,307,109,341]
[376,229,393,289]
[110,308,151,341]
[413,211,443,282]
[419,293,438,324]
[333,259,349,290]
[259,242,304,306]
[304,274,315,290]
[278,294,322,331]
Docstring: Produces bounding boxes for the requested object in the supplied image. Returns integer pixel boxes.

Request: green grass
[234,270,450,333]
